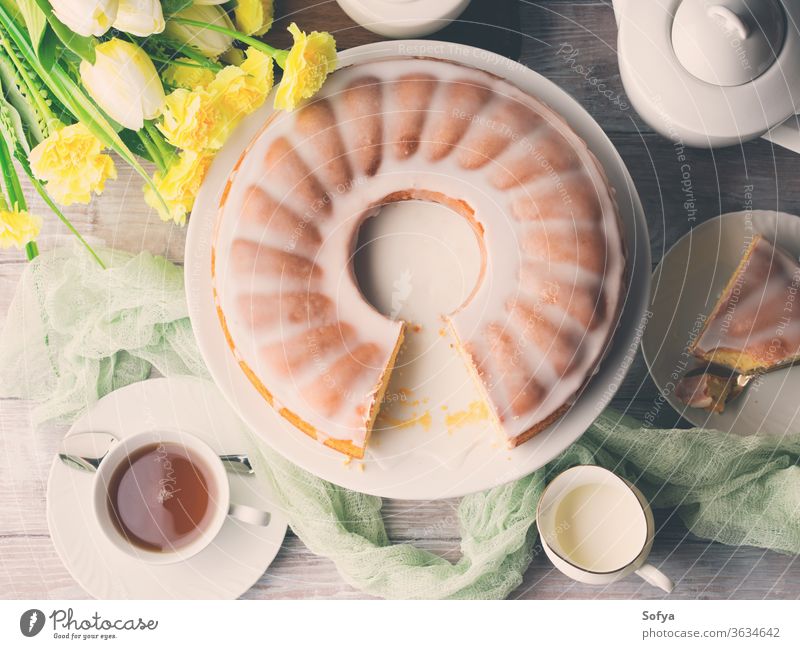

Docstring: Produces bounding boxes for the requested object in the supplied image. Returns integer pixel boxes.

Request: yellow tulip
[50,0,116,37]
[145,150,214,225]
[80,39,165,131]
[274,23,337,111]
[0,208,41,249]
[29,123,117,206]
[113,0,165,37]
[165,5,234,58]
[234,0,274,36]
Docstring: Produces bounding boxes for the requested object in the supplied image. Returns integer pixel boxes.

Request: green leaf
[120,127,153,161]
[0,23,63,142]
[32,0,96,64]
[0,109,25,209]
[36,26,59,69]
[0,51,44,145]
[0,1,20,23]
[13,0,46,49]
[0,76,32,154]
[162,0,194,15]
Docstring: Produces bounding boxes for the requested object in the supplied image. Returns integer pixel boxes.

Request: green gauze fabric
[2,246,798,599]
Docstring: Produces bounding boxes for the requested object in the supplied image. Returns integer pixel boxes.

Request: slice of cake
[691,235,800,374]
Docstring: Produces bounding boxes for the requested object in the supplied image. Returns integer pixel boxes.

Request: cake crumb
[445,400,489,434]
[357,463,365,473]
[377,409,433,432]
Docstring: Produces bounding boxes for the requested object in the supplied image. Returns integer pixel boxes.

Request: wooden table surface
[1,1,798,599]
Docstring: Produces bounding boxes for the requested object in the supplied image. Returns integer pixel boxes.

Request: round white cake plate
[185,40,650,500]
[46,377,288,599]
[643,210,800,437]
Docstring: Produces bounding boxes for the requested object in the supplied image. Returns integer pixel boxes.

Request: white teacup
[536,465,674,593]
[91,429,267,565]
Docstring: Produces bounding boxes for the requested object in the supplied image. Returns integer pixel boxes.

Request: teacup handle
[228,502,271,527]
[635,563,674,593]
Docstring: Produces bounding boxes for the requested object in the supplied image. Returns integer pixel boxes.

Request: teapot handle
[762,117,800,155]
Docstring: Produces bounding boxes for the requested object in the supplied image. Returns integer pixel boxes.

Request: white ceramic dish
[46,377,288,599]
[643,210,800,437]
[185,40,650,500]
[335,0,471,38]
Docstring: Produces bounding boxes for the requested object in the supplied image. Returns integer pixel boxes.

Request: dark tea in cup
[105,442,216,552]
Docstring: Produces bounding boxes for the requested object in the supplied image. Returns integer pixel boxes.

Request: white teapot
[614,0,800,151]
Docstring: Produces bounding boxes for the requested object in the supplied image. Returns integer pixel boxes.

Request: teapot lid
[672,0,787,86]
[616,0,800,146]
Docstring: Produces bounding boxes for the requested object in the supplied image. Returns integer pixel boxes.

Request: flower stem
[24,240,37,260]
[0,138,25,210]
[144,121,177,168]
[26,172,106,268]
[171,18,289,68]
[139,129,165,173]
[149,52,217,70]
[0,128,39,260]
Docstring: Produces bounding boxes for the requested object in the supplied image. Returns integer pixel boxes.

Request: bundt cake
[212,57,627,458]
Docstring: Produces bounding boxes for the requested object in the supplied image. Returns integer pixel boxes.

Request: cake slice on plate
[677,234,800,413]
[691,234,800,374]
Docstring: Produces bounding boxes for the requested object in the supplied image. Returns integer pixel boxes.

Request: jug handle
[635,563,674,593]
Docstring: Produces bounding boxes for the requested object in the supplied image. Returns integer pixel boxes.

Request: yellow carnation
[163,58,216,90]
[209,48,274,119]
[157,88,230,151]
[234,0,274,36]
[29,123,117,206]
[274,23,336,111]
[145,150,213,225]
[0,208,42,249]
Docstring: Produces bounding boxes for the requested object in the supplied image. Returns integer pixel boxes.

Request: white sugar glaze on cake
[212,57,627,458]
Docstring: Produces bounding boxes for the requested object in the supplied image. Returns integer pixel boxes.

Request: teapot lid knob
[672,0,786,86]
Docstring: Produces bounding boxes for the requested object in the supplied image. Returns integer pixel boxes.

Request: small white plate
[185,40,651,499]
[643,210,800,437]
[46,377,288,599]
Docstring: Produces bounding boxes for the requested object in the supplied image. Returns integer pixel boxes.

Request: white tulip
[165,5,234,58]
[80,39,165,131]
[113,0,165,37]
[50,0,118,37]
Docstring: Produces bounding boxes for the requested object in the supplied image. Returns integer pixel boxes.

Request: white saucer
[643,210,800,437]
[185,40,651,499]
[46,377,288,599]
